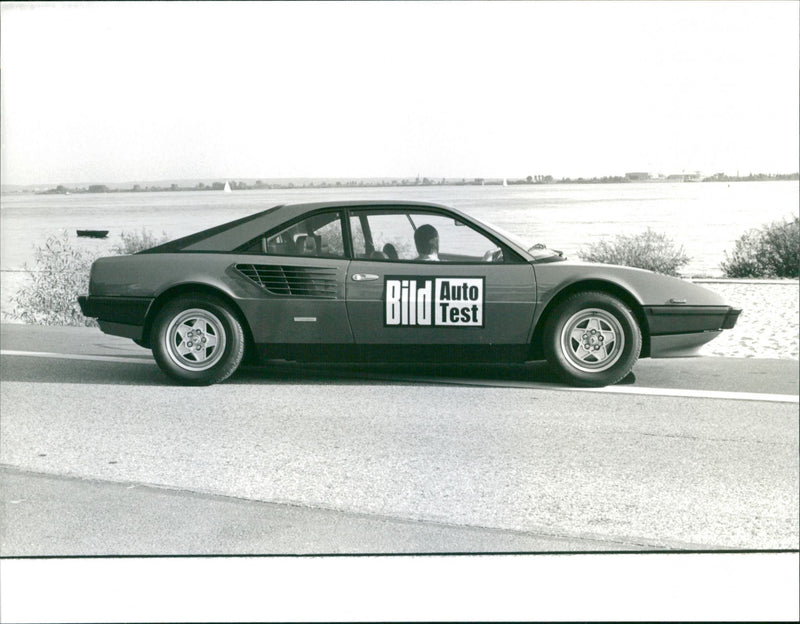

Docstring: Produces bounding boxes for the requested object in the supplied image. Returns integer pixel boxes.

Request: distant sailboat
[223,181,232,193]
[502,178,508,187]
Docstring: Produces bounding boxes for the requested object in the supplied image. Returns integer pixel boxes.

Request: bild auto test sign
[384,276,485,327]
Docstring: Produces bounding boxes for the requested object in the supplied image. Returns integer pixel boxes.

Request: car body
[78,200,741,386]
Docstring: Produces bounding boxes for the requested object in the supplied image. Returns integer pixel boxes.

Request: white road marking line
[2,349,797,403]
[0,350,154,365]
[383,376,800,404]
[569,384,799,404]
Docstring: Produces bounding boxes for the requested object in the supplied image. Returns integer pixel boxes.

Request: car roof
[270,199,465,219]
[142,200,462,253]
[139,199,530,258]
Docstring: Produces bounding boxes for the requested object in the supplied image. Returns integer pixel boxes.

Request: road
[0,323,798,555]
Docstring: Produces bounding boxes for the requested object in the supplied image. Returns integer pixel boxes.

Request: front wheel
[151,295,245,385]
[543,291,641,387]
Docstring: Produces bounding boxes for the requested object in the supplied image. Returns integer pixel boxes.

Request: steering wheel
[483,248,503,262]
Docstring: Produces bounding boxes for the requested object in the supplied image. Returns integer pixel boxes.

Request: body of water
[1,181,797,277]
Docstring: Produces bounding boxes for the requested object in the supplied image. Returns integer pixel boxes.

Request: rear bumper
[78,296,153,341]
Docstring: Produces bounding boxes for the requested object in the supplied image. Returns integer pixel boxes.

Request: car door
[232,209,354,347]
[345,208,536,353]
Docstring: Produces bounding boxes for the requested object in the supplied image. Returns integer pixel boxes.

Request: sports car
[78,200,741,386]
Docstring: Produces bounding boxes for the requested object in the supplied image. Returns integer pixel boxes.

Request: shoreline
[4,175,797,195]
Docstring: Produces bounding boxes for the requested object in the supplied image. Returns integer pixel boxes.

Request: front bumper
[721,307,742,329]
[645,305,742,334]
[645,305,742,358]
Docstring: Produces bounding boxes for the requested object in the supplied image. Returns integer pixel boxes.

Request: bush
[578,229,690,276]
[5,231,99,326]
[110,227,169,255]
[721,216,799,278]
[5,228,170,326]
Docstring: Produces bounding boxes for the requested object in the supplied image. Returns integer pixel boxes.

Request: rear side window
[261,212,345,258]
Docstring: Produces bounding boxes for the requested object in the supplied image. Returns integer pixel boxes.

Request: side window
[351,211,505,263]
[264,212,345,258]
[350,213,415,260]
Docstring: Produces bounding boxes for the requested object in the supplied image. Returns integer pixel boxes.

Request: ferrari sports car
[78,200,740,386]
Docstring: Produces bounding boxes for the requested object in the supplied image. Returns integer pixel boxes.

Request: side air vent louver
[235,264,338,298]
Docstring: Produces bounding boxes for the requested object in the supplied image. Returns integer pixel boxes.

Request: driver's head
[414,224,439,256]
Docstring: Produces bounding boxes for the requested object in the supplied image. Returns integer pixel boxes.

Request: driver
[414,224,439,261]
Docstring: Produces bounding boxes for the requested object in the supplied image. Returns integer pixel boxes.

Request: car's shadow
[1,352,639,388]
[232,360,567,387]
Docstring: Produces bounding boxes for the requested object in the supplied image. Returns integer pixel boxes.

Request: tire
[543,291,641,387]
[151,295,245,385]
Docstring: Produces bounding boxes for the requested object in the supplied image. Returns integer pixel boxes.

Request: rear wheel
[543,291,641,387]
[151,295,244,385]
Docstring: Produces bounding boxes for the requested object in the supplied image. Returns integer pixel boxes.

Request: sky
[1,1,798,186]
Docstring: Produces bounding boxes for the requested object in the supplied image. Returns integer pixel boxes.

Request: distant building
[666,171,703,182]
[625,172,672,182]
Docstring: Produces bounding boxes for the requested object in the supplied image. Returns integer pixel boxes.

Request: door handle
[352,273,380,281]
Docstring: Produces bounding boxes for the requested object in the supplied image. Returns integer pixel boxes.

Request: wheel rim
[164,308,227,372]
[560,308,625,373]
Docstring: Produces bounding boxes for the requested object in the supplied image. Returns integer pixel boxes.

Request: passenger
[414,224,439,261]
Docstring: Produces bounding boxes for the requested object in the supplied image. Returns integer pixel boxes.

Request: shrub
[110,227,169,255]
[5,227,171,326]
[5,231,99,326]
[721,216,799,278]
[578,229,690,276]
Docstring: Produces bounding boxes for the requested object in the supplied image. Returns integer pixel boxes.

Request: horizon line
[4,170,799,190]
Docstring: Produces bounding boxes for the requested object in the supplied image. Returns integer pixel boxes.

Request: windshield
[479,217,564,260]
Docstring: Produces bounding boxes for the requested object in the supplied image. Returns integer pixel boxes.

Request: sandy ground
[1,271,797,360]
[696,280,799,360]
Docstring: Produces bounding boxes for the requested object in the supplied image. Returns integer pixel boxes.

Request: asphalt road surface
[1,324,798,556]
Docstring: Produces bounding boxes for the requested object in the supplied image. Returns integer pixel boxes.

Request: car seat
[382,243,399,260]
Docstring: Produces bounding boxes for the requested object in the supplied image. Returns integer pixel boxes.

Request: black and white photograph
[1,1,798,621]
